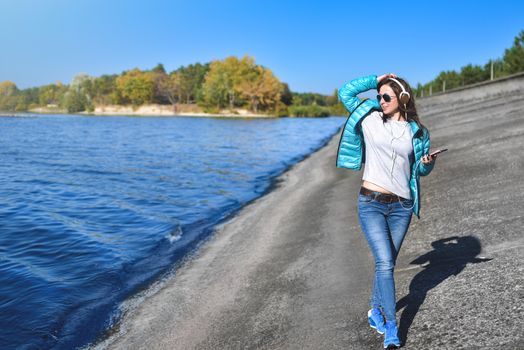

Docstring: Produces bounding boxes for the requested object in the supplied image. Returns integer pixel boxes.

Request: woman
[336,73,437,349]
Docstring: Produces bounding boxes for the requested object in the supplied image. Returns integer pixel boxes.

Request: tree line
[0,55,341,117]
[4,29,521,115]
[415,30,524,97]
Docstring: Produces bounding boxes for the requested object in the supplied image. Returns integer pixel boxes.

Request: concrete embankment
[91,74,524,350]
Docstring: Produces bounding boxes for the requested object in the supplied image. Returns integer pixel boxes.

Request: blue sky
[0,0,522,94]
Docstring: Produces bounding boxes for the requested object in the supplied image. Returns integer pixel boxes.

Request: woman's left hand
[377,73,397,83]
[422,154,436,164]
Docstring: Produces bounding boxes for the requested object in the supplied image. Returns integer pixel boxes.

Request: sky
[0,0,523,94]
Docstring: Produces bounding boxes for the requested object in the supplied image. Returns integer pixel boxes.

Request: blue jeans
[357,191,413,322]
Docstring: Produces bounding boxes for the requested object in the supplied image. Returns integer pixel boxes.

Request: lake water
[0,114,344,349]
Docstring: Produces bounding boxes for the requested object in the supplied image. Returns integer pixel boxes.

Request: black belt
[359,187,406,204]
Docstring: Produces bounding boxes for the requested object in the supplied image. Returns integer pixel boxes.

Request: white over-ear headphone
[387,77,410,105]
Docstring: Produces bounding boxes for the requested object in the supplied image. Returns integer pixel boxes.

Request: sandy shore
[88,105,273,118]
[90,78,524,349]
[26,104,274,118]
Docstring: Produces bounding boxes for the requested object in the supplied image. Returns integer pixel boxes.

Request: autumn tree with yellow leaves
[200,55,282,113]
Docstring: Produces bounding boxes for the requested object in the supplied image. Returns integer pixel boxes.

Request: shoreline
[3,107,342,119]
[85,127,344,349]
[1,112,277,119]
[24,104,276,118]
[5,104,341,119]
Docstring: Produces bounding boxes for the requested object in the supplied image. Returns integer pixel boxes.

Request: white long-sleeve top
[361,111,413,199]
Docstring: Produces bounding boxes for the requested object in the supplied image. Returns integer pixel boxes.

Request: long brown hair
[377,77,426,132]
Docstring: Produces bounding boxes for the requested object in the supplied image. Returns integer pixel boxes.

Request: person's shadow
[396,235,492,345]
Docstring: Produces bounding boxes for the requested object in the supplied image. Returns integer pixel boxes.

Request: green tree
[176,63,210,104]
[328,89,346,115]
[201,60,234,109]
[19,87,40,110]
[115,69,155,106]
[280,83,293,106]
[325,89,339,106]
[460,64,489,85]
[200,55,284,112]
[157,72,182,107]
[0,96,17,111]
[432,70,461,93]
[503,30,524,74]
[291,92,326,106]
[148,68,170,104]
[0,81,18,96]
[152,63,166,74]
[0,81,20,111]
[483,59,505,80]
[15,92,31,111]
[92,74,118,105]
[63,74,95,112]
[63,89,88,113]
[201,56,259,110]
[38,83,66,106]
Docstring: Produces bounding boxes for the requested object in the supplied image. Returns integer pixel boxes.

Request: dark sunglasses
[377,93,396,103]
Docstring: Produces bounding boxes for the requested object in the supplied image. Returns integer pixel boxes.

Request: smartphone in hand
[429,148,448,157]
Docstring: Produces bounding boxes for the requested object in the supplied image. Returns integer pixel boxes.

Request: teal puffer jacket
[336,75,434,218]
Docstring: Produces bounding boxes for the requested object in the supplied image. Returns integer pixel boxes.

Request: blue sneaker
[367,308,385,334]
[383,320,401,349]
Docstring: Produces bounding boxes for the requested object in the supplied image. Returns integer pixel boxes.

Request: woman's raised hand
[377,73,397,83]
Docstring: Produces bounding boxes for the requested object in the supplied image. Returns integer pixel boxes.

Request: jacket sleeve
[418,129,435,176]
[338,75,378,114]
